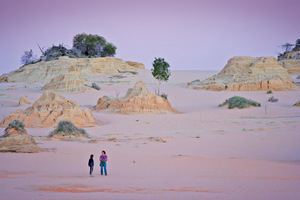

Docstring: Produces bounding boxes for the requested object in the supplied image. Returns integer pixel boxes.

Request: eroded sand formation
[94,81,179,114]
[1,90,96,128]
[188,56,297,91]
[0,56,145,83]
[0,120,40,153]
[19,96,30,106]
[42,66,89,93]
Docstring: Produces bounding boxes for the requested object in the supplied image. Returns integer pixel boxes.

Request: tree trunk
[158,80,161,96]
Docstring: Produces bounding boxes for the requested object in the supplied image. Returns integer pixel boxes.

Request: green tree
[151,57,171,95]
[72,33,117,57]
[102,43,117,57]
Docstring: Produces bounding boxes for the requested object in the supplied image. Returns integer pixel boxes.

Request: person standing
[88,154,94,176]
[99,150,108,176]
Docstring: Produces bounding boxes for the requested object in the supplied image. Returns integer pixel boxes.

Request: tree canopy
[73,33,117,57]
[151,57,171,95]
[22,33,119,65]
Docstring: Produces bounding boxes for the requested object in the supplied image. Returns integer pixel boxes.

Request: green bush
[219,96,261,109]
[4,120,26,136]
[25,33,117,64]
[73,33,117,57]
[49,121,88,137]
[102,43,117,57]
[266,90,272,94]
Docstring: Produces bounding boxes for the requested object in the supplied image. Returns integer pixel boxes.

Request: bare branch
[37,44,45,56]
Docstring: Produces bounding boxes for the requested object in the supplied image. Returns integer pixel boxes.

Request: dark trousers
[89,166,94,175]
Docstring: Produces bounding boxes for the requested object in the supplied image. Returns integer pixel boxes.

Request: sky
[0,0,299,74]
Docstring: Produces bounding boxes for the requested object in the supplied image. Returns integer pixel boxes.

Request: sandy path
[1,137,300,200]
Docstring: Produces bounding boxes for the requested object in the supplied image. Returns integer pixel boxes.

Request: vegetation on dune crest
[277,38,300,60]
[73,33,117,58]
[49,121,88,138]
[21,33,117,65]
[41,44,80,61]
[21,49,37,65]
[160,93,168,100]
[293,39,300,51]
[219,96,261,109]
[4,120,26,136]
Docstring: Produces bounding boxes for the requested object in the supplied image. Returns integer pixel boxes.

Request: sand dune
[0,70,300,200]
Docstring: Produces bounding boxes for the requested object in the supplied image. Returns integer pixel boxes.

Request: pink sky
[0,0,299,74]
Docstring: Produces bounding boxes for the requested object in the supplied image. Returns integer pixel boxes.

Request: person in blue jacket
[88,154,94,176]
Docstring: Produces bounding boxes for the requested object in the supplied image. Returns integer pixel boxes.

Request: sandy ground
[0,70,300,200]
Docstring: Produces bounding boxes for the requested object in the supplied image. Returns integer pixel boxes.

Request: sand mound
[94,81,179,114]
[19,96,30,106]
[125,61,145,69]
[293,100,300,107]
[1,90,96,128]
[0,56,145,83]
[188,56,297,91]
[219,96,261,109]
[0,120,40,153]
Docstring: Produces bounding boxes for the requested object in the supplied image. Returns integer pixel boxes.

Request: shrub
[266,90,272,94]
[92,82,100,90]
[219,96,261,109]
[26,33,117,64]
[42,44,79,61]
[102,43,117,57]
[160,93,168,100]
[4,120,26,135]
[191,79,201,84]
[107,137,117,142]
[293,39,300,51]
[72,33,116,57]
[268,96,278,102]
[49,120,88,137]
[21,49,37,65]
